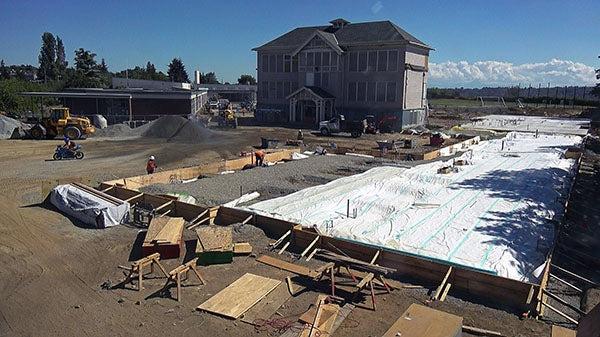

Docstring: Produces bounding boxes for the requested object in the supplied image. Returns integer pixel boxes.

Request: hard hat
[149,155,155,160]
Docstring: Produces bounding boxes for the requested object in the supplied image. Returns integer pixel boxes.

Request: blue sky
[1,0,598,87]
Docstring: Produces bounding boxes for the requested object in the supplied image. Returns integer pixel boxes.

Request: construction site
[0,102,599,337]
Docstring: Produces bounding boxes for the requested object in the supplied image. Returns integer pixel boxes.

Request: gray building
[253,18,432,128]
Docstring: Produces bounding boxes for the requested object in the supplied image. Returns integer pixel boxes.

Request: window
[307,52,314,66]
[358,52,367,72]
[314,73,321,87]
[277,81,283,99]
[284,55,291,72]
[322,73,329,88]
[269,55,276,73]
[292,56,298,72]
[284,81,291,97]
[315,52,321,67]
[357,82,366,101]
[323,52,330,66]
[367,82,376,101]
[368,51,377,72]
[269,82,276,98]
[262,55,269,72]
[377,51,387,72]
[348,82,357,102]
[386,82,397,102]
[376,82,386,102]
[261,82,269,99]
[388,51,398,71]
[299,53,306,66]
[276,55,283,73]
[349,52,358,72]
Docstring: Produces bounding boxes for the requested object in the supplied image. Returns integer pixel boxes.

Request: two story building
[253,18,432,129]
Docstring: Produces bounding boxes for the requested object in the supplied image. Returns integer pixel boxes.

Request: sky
[0,0,598,88]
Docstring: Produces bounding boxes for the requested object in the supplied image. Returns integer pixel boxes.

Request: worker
[297,129,304,141]
[62,136,76,154]
[255,150,266,167]
[146,155,157,174]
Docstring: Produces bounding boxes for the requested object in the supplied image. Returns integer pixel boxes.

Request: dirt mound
[0,115,23,139]
[93,123,136,137]
[141,115,215,143]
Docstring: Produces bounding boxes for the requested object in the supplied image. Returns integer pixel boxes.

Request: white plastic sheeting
[50,184,130,228]
[244,132,581,282]
[461,115,590,136]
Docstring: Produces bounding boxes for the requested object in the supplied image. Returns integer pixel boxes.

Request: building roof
[253,19,431,52]
[286,86,335,100]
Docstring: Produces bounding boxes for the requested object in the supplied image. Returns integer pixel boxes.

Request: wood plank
[197,273,281,319]
[241,282,291,324]
[551,325,576,337]
[256,255,318,278]
[234,243,253,255]
[152,217,184,243]
[300,303,339,337]
[382,303,463,337]
[145,217,169,242]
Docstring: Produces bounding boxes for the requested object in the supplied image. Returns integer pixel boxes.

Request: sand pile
[141,115,215,143]
[0,115,24,139]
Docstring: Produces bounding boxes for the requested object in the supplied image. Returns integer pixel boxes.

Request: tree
[592,55,600,99]
[55,36,67,79]
[114,62,169,81]
[200,71,219,84]
[146,62,156,75]
[37,32,57,82]
[237,74,256,85]
[0,60,9,80]
[167,58,189,82]
[66,48,108,88]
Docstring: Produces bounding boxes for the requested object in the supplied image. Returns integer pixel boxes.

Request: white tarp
[461,115,590,136]
[50,184,130,228]
[244,132,581,282]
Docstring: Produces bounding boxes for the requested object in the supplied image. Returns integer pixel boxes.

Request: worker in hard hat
[255,150,266,167]
[297,129,304,141]
[146,155,157,174]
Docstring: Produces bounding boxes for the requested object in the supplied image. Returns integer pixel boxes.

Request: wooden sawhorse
[119,252,169,291]
[162,258,207,301]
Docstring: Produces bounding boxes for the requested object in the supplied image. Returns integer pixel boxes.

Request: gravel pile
[0,115,23,139]
[141,155,383,207]
[140,115,215,143]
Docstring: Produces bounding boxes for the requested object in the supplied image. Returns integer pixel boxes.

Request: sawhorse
[162,258,206,301]
[119,253,169,291]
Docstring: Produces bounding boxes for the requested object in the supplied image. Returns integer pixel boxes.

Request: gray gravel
[141,155,399,207]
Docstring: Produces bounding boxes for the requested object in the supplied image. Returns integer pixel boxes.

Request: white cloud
[429,59,597,87]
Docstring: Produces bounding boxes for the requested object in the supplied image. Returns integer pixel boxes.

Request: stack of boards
[195,226,253,265]
[142,216,185,259]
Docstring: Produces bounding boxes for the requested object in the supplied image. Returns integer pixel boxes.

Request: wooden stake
[154,200,173,212]
[440,283,452,302]
[551,264,599,287]
[286,276,295,295]
[306,248,318,262]
[271,230,291,248]
[241,215,253,225]
[125,193,144,203]
[101,185,114,192]
[369,250,380,265]
[278,241,290,255]
[462,325,503,337]
[187,217,209,230]
[549,273,583,292]
[541,301,578,324]
[300,236,319,258]
[188,209,208,226]
[433,266,453,300]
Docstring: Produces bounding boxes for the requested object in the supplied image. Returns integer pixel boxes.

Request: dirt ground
[0,127,554,337]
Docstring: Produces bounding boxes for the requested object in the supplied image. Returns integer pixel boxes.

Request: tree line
[0,31,257,114]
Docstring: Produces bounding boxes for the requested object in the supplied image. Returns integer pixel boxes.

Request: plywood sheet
[234,242,253,255]
[256,255,318,278]
[382,303,462,337]
[551,325,576,337]
[145,217,184,244]
[196,226,233,252]
[241,282,290,324]
[197,273,281,319]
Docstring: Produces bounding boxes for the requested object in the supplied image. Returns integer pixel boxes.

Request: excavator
[28,107,95,140]
[216,106,238,128]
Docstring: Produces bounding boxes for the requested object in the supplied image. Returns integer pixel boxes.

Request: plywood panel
[197,273,281,319]
[256,255,318,278]
[240,282,290,324]
[382,303,462,337]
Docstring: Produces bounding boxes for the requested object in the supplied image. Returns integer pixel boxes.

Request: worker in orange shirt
[255,150,266,167]
[146,155,157,174]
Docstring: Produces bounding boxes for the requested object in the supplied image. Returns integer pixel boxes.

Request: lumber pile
[195,226,234,264]
[142,216,185,259]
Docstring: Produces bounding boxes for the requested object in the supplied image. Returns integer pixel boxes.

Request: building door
[306,72,314,86]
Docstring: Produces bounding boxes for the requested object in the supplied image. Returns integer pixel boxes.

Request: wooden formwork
[215,206,540,313]
[102,148,299,190]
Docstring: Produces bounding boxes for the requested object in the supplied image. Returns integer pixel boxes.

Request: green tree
[0,78,54,114]
[0,60,9,80]
[200,72,219,84]
[37,32,57,82]
[592,56,600,99]
[99,58,108,72]
[114,63,169,81]
[55,36,67,79]
[66,48,108,88]
[167,58,190,82]
[237,74,256,85]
